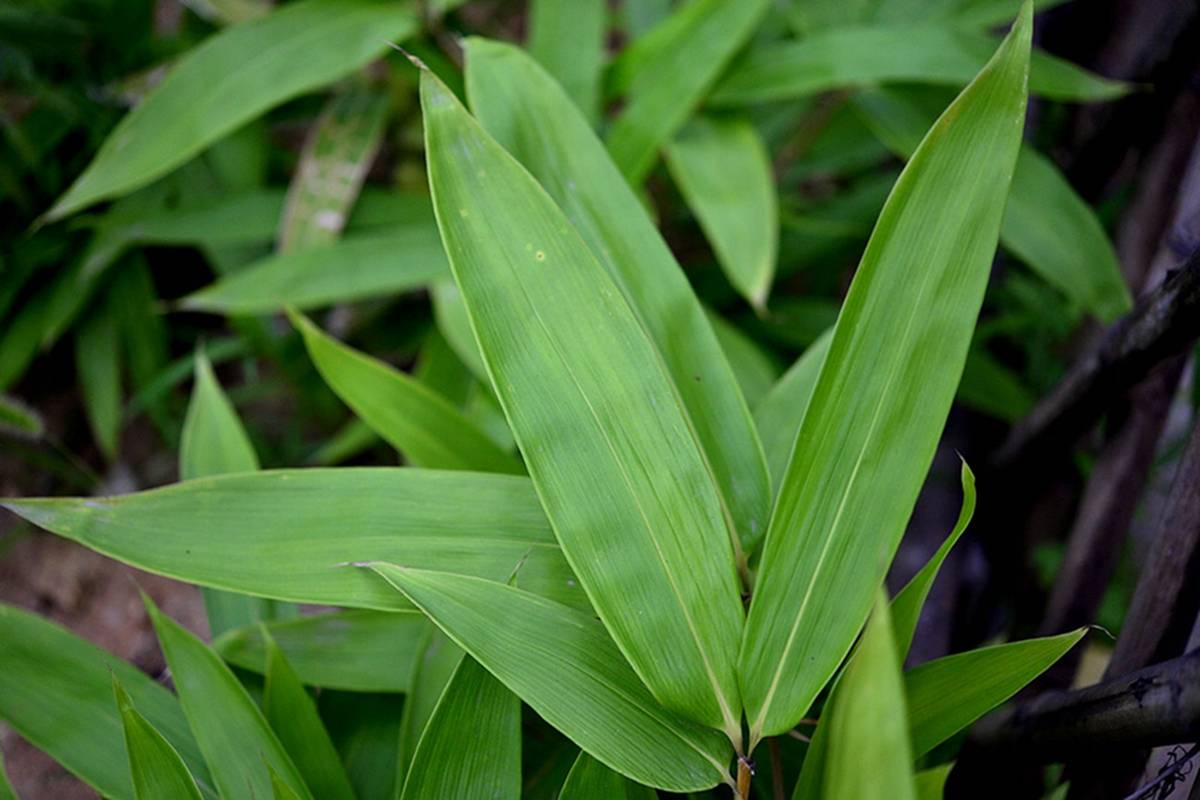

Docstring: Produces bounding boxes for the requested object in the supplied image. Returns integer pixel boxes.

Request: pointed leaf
[466,39,771,553]
[47,0,417,220]
[559,752,657,800]
[2,469,586,611]
[398,627,464,779]
[369,565,734,793]
[422,68,744,732]
[915,764,952,800]
[741,7,1031,742]
[399,656,521,800]
[75,293,122,459]
[527,0,606,123]
[113,678,204,800]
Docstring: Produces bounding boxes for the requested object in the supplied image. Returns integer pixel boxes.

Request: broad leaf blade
[399,656,521,800]
[47,0,416,220]
[559,752,657,800]
[2,469,586,611]
[292,312,521,473]
[741,6,1032,742]
[665,116,778,311]
[527,0,606,123]
[421,68,744,732]
[465,39,771,554]
[370,566,733,793]
[113,679,204,800]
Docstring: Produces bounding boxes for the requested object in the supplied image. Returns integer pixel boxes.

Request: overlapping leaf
[559,752,657,800]
[113,679,204,800]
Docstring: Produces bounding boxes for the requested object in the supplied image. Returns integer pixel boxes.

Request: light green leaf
[113,678,203,800]
[706,309,779,410]
[398,628,464,780]
[824,595,915,800]
[2,468,586,611]
[181,231,448,314]
[466,39,771,554]
[430,282,487,381]
[527,0,606,123]
[369,566,734,793]
[559,752,657,800]
[145,597,312,800]
[399,656,521,800]
[0,603,212,800]
[665,116,778,310]
[605,0,771,183]
[278,82,389,252]
[915,764,952,800]
[423,67,745,733]
[262,631,357,800]
[291,312,521,473]
[215,610,427,693]
[271,766,307,800]
[905,629,1086,758]
[891,460,976,658]
[711,24,1126,107]
[47,0,417,220]
[75,295,122,459]
[306,418,380,466]
[740,5,1031,743]
[854,85,1132,321]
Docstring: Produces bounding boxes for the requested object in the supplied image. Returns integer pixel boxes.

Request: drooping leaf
[422,67,745,733]
[399,655,521,800]
[905,629,1086,759]
[215,610,427,693]
[262,631,357,800]
[665,116,778,310]
[0,604,213,800]
[370,566,734,793]
[527,0,606,123]
[753,329,832,496]
[2,469,586,611]
[291,311,521,473]
[605,0,771,183]
[74,294,122,459]
[47,0,417,220]
[112,678,204,800]
[740,6,1031,743]
[145,597,312,800]
[558,752,657,800]
[466,39,771,554]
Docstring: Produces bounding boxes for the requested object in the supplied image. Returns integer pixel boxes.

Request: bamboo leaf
[0,393,44,440]
[711,24,1126,107]
[291,311,521,473]
[74,294,122,459]
[368,565,734,793]
[0,604,213,800]
[2,469,587,611]
[905,629,1086,758]
[665,116,778,310]
[466,39,771,553]
[527,0,607,123]
[262,631,358,800]
[915,764,952,800]
[707,309,780,410]
[605,0,771,183]
[399,656,521,800]
[112,678,204,800]
[559,752,657,800]
[145,597,312,799]
[47,0,417,220]
[319,691,405,800]
[215,610,427,693]
[422,67,745,733]
[398,628,464,780]
[740,6,1031,743]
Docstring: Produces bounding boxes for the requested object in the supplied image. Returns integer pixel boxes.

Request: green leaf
[905,629,1086,759]
[181,231,448,314]
[824,594,915,800]
[369,566,734,793]
[605,0,771,182]
[465,39,771,554]
[422,68,745,734]
[398,628,464,780]
[707,309,780,410]
[957,346,1034,421]
[854,86,1132,321]
[0,393,44,440]
[46,0,417,220]
[559,752,657,800]
[399,656,521,800]
[74,295,122,459]
[0,603,212,800]
[0,744,15,800]
[320,691,405,800]
[113,678,204,800]
[891,460,976,658]
[527,0,606,123]
[753,330,832,496]
[215,610,427,693]
[2,468,586,611]
[740,5,1031,743]
[291,312,521,473]
[665,116,778,310]
[278,82,389,252]
[145,597,313,800]
[262,631,358,800]
[711,24,1127,107]
[915,764,952,800]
